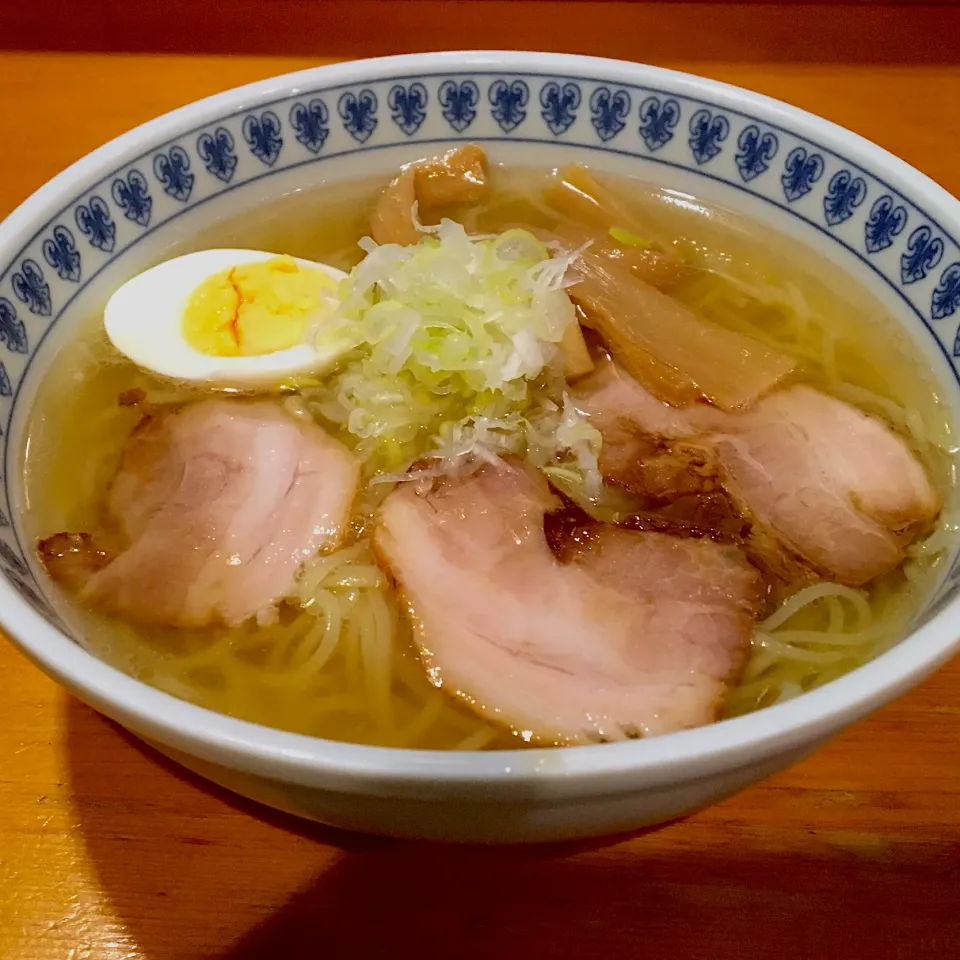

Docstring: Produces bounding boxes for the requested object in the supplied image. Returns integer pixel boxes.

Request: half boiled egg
[104,249,349,388]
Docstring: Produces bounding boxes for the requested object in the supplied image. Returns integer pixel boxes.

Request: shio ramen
[26,148,956,750]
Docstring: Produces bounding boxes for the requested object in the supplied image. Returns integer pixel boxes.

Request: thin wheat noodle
[758,636,853,664]
[740,647,782,682]
[907,518,958,557]
[361,591,394,728]
[249,622,340,689]
[759,582,872,633]
[774,681,804,703]
[766,628,882,648]
[394,693,446,746]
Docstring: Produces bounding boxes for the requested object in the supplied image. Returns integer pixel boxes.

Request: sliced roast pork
[573,362,747,523]
[574,362,941,586]
[40,399,359,627]
[710,385,940,585]
[376,462,761,743]
[571,362,747,542]
[575,358,698,443]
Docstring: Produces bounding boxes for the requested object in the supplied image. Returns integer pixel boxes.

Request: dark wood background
[3,1,959,64]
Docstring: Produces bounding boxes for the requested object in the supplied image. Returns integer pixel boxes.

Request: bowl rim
[2,49,959,793]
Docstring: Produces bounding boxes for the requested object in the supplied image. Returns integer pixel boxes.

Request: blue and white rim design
[2,67,959,621]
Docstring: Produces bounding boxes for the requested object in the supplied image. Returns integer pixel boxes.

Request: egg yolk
[182,256,336,357]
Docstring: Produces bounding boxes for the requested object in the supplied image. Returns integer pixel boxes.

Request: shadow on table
[65,694,959,960]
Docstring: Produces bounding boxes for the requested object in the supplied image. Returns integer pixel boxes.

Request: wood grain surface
[1,47,959,960]
[4,2,960,64]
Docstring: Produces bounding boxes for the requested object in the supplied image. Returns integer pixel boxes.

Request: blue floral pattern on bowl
[338,90,378,144]
[196,127,239,182]
[539,81,580,136]
[824,169,868,226]
[112,171,152,227]
[153,146,195,203]
[75,196,117,253]
[781,147,825,202]
[1,65,959,622]
[489,79,529,133]
[438,80,479,133]
[864,195,908,254]
[688,109,730,165]
[902,226,944,285]
[12,260,51,317]
[0,299,27,354]
[243,112,284,166]
[638,96,680,152]
[388,83,428,136]
[735,125,779,183]
[288,101,330,155]
[589,87,630,142]
[42,226,81,282]
[933,264,960,321]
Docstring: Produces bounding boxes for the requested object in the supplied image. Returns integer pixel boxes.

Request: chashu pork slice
[710,385,940,585]
[574,362,941,586]
[376,461,761,743]
[40,399,359,627]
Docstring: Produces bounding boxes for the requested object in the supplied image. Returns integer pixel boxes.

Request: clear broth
[23,165,957,748]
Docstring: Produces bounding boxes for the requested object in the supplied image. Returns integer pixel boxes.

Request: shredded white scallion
[301,220,601,492]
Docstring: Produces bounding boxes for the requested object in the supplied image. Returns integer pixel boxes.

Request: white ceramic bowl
[2,52,960,843]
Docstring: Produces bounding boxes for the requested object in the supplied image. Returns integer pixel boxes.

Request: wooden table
[1,49,959,960]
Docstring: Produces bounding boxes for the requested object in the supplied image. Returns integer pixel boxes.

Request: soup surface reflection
[25,153,955,749]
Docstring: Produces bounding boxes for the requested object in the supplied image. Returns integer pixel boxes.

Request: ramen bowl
[2,51,959,843]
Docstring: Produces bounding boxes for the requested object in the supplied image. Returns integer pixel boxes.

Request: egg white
[104,248,349,387]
